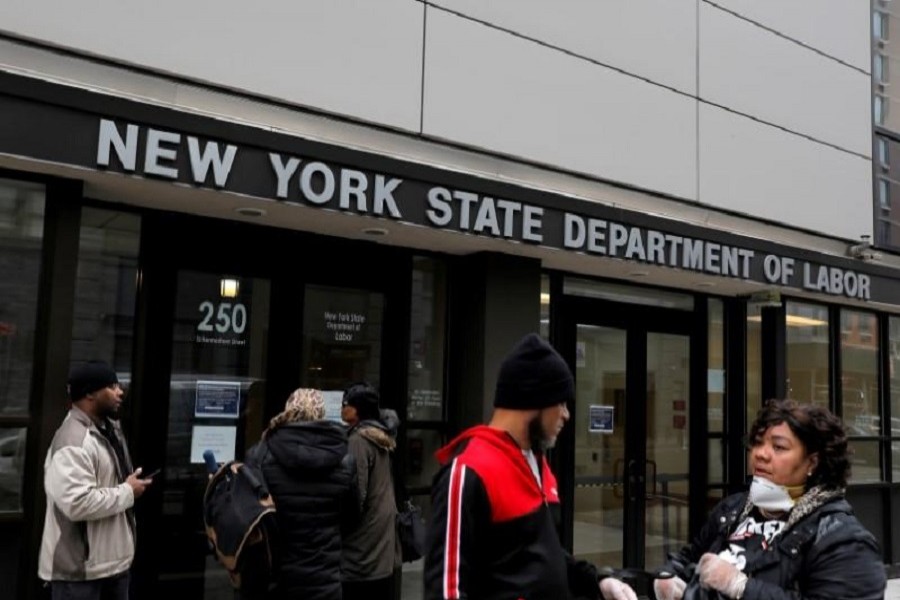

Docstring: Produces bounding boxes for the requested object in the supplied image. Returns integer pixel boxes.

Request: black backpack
[203,460,277,595]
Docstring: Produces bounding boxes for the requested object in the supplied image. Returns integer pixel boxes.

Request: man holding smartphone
[38,361,153,600]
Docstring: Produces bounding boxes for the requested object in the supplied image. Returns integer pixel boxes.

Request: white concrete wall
[0,0,874,240]
[421,8,698,201]
[427,0,698,94]
[0,0,425,131]
[699,104,872,238]
[708,0,871,71]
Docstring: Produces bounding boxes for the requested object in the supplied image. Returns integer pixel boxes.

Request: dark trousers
[50,572,130,600]
[342,575,395,600]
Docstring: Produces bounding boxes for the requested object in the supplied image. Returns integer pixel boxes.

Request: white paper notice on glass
[190,425,236,464]
[707,369,725,394]
[322,390,345,423]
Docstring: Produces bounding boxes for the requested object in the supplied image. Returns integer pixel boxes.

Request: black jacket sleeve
[424,459,491,600]
[566,552,601,599]
[741,513,886,600]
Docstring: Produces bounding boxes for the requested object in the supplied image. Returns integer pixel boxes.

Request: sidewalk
[888,578,900,600]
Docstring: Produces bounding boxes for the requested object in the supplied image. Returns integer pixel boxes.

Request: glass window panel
[301,284,383,391]
[708,299,724,433]
[708,438,724,485]
[746,303,762,428]
[842,311,880,440]
[406,257,446,422]
[573,325,626,568]
[70,208,141,389]
[400,492,432,599]
[889,317,900,437]
[849,440,882,483]
[404,429,443,490]
[879,138,890,166]
[564,278,694,310]
[540,273,551,340]
[0,427,27,512]
[785,302,830,408]
[0,179,45,414]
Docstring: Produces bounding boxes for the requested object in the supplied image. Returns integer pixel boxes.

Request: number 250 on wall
[197,301,247,334]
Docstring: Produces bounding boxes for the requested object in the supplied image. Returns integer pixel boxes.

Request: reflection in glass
[785,302,830,408]
[70,208,140,393]
[301,284,383,392]
[0,427,26,512]
[849,440,882,483]
[404,429,442,489]
[564,278,694,310]
[841,311,882,483]
[161,270,271,598]
[0,179,45,414]
[540,274,551,340]
[645,332,690,568]
[406,258,447,422]
[573,326,626,568]
[890,317,900,482]
[746,303,762,430]
[708,300,724,433]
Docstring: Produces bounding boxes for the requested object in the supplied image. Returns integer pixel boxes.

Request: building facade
[0,1,896,598]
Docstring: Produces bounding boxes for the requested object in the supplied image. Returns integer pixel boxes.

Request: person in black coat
[653,398,885,600]
[246,388,358,600]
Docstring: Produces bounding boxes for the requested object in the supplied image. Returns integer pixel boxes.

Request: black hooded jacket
[662,491,885,600]
[247,420,358,600]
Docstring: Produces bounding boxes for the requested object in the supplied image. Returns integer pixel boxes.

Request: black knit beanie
[494,333,574,410]
[68,361,118,402]
[343,381,381,421]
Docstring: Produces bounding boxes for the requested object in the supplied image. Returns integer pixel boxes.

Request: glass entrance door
[568,313,692,572]
[152,272,386,598]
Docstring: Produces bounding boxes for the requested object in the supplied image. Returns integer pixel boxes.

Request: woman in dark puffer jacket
[653,399,885,600]
[246,388,358,600]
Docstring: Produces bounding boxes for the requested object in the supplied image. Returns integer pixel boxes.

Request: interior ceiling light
[235,207,267,217]
[747,315,828,327]
[628,270,649,277]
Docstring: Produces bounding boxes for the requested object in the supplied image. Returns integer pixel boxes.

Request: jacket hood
[353,414,398,452]
[265,420,348,472]
[435,425,524,466]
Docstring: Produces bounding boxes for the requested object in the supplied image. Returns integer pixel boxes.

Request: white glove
[599,577,638,600]
[653,575,687,600]
[697,553,748,599]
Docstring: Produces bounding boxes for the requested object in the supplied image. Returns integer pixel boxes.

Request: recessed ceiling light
[235,207,266,217]
[361,227,389,237]
[628,270,649,277]
[696,281,716,288]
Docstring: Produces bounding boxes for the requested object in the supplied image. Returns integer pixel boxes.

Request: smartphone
[143,468,162,479]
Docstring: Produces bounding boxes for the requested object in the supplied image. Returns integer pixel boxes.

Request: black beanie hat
[343,382,381,421]
[494,333,574,410]
[68,361,118,402]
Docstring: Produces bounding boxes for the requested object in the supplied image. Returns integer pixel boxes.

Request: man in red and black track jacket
[424,334,637,600]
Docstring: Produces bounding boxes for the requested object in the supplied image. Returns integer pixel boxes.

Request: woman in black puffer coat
[246,388,359,600]
[653,399,885,600]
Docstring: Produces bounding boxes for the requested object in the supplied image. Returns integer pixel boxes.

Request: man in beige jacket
[38,361,152,600]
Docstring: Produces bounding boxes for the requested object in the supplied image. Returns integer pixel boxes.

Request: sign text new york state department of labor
[95,119,871,300]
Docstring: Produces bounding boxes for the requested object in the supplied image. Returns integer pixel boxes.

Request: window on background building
[875,95,887,126]
[878,137,889,168]
[879,179,891,209]
[785,302,830,409]
[403,256,448,596]
[0,179,45,516]
[70,208,141,388]
[876,54,889,83]
[875,11,889,40]
[842,311,881,483]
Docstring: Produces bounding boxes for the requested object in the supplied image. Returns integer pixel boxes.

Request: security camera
[847,243,882,261]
